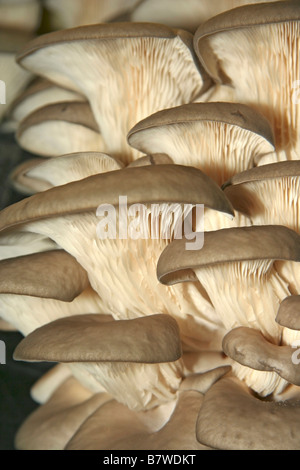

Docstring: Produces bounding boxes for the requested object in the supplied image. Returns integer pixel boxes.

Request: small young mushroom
[16,22,211,163]
[16,101,105,157]
[128,102,275,186]
[276,295,300,331]
[157,224,300,395]
[193,2,300,160]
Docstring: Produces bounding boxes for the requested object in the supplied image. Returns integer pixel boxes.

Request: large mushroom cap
[0,250,89,301]
[193,2,300,159]
[194,2,300,84]
[157,225,300,286]
[16,22,211,163]
[128,102,275,185]
[196,375,300,450]
[13,313,182,364]
[0,164,234,233]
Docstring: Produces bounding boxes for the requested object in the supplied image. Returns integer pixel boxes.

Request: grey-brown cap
[223,161,300,216]
[157,225,300,285]
[194,2,300,83]
[0,250,89,301]
[128,101,275,152]
[13,313,182,364]
[276,295,300,330]
[196,375,300,450]
[0,164,234,234]
[222,326,300,386]
[17,101,104,157]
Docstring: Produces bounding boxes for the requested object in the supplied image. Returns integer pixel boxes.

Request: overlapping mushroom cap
[2,0,300,451]
[16,22,211,163]
[194,2,300,160]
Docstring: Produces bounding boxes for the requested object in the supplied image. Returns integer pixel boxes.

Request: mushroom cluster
[1,0,300,451]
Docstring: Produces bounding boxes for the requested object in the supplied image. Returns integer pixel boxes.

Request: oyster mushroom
[9,152,123,195]
[128,102,275,186]
[223,161,300,299]
[16,22,211,163]
[276,295,300,331]
[8,78,85,130]
[193,2,300,160]
[65,389,207,450]
[0,164,233,351]
[157,224,300,396]
[196,374,300,450]
[16,101,104,157]
[14,313,184,411]
[0,250,104,335]
[222,326,300,386]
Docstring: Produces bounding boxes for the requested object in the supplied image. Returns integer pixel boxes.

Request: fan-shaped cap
[16,22,211,163]
[128,101,275,150]
[13,313,182,364]
[17,101,104,157]
[157,225,300,285]
[10,152,123,195]
[193,2,300,83]
[196,375,300,450]
[0,164,234,234]
[0,250,89,301]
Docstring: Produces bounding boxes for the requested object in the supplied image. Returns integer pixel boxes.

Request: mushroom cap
[10,77,85,124]
[222,161,300,217]
[0,250,89,301]
[222,326,300,386]
[0,164,234,233]
[15,22,211,163]
[16,101,104,157]
[17,22,205,76]
[157,225,300,285]
[9,158,51,195]
[128,101,275,153]
[10,151,123,195]
[276,295,300,330]
[13,313,182,364]
[196,375,300,450]
[193,1,300,84]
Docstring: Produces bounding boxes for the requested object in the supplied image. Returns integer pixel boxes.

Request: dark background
[0,131,53,450]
